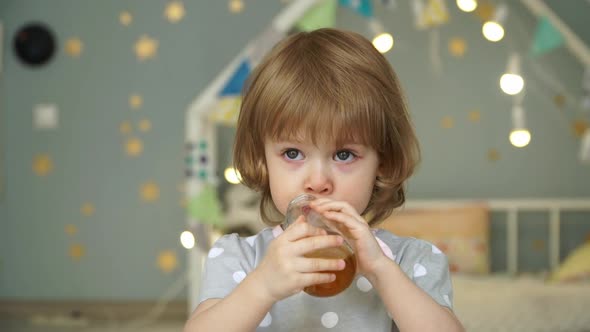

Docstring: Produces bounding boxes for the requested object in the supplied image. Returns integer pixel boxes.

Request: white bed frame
[404,198,590,274]
[187,198,590,310]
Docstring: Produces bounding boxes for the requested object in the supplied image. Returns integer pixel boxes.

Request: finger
[291,234,344,255]
[301,272,337,287]
[321,211,368,239]
[283,216,327,241]
[311,200,360,219]
[294,257,345,273]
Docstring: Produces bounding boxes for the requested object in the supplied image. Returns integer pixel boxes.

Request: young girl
[185,28,464,332]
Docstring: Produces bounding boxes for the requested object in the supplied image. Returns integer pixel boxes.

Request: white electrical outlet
[33,104,59,130]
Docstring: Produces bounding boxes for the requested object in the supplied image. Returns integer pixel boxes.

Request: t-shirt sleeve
[407,240,454,310]
[198,233,256,304]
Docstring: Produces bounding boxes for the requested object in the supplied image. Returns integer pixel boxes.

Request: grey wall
[1,1,589,300]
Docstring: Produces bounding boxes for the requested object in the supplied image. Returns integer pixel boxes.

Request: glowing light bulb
[482,21,504,42]
[500,74,524,95]
[509,129,531,148]
[180,231,195,249]
[457,0,477,12]
[373,33,394,53]
[224,167,242,184]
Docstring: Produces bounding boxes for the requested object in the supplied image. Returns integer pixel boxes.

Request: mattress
[453,274,590,332]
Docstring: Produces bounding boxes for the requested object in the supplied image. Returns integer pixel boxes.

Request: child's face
[264,136,380,219]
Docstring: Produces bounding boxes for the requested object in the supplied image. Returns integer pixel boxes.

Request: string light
[482,3,507,42]
[509,104,531,148]
[369,19,394,53]
[500,53,524,95]
[180,231,195,249]
[456,0,477,12]
[224,167,242,184]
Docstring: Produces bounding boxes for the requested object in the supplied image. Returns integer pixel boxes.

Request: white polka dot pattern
[321,312,339,328]
[259,312,272,327]
[208,247,224,258]
[232,270,246,283]
[413,263,427,277]
[356,276,373,292]
[432,245,442,254]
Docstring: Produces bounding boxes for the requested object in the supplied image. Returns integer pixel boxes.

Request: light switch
[34,104,59,130]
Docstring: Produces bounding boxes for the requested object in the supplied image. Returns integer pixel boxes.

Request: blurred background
[1,0,589,331]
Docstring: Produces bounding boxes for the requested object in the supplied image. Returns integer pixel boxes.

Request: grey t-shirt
[199,227,453,331]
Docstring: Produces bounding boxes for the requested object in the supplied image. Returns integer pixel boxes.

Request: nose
[304,161,333,195]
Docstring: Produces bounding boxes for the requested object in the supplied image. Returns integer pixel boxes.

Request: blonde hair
[233,28,420,226]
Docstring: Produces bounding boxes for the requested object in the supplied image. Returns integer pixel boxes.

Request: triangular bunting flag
[339,0,374,18]
[531,16,564,56]
[296,0,337,31]
[208,96,242,126]
[188,184,223,226]
[220,60,251,96]
[412,0,449,30]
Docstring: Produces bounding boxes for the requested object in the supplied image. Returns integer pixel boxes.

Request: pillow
[550,241,590,283]
[378,204,490,275]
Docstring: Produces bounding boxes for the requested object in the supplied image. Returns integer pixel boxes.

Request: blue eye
[283,149,303,160]
[334,150,355,162]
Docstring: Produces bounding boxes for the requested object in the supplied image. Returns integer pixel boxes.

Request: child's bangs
[262,85,382,148]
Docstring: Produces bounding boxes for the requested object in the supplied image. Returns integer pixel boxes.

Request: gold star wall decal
[441,116,454,129]
[229,0,244,13]
[129,94,143,110]
[65,224,78,236]
[120,121,132,134]
[125,137,143,157]
[157,250,178,273]
[33,154,53,176]
[553,94,566,108]
[138,119,152,132]
[468,110,481,122]
[487,148,500,162]
[474,1,494,22]
[69,244,86,261]
[141,182,160,202]
[449,37,467,57]
[134,35,159,61]
[165,1,185,23]
[572,119,589,138]
[120,11,133,26]
[65,38,83,57]
[81,203,95,217]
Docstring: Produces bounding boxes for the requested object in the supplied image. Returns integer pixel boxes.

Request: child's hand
[251,216,346,303]
[309,199,389,279]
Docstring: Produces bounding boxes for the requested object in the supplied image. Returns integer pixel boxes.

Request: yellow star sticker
[33,154,53,176]
[125,138,143,157]
[65,224,78,236]
[441,116,454,129]
[120,121,132,134]
[69,244,86,261]
[553,94,566,108]
[134,35,159,61]
[65,38,83,57]
[474,1,494,22]
[165,1,185,23]
[487,148,500,162]
[229,0,244,13]
[120,11,133,26]
[572,119,589,138]
[468,110,481,122]
[81,203,95,217]
[449,37,467,57]
[138,119,152,132]
[129,94,143,110]
[157,250,178,273]
[141,182,160,202]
